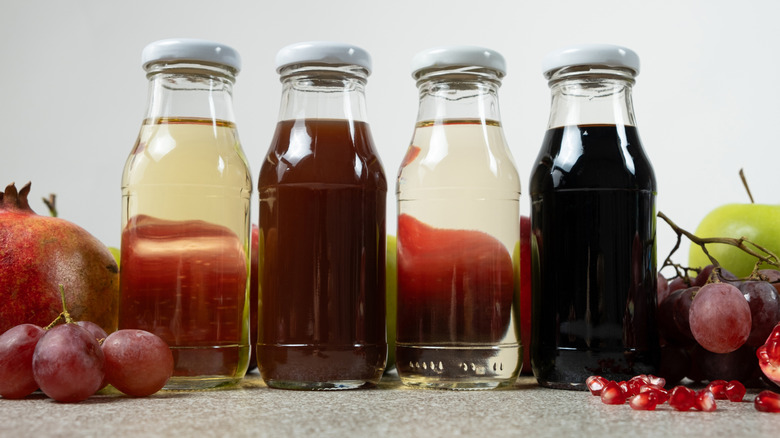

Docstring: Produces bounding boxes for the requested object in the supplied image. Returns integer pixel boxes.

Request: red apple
[520,216,532,375]
[396,214,514,344]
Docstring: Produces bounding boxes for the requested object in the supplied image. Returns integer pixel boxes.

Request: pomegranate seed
[669,386,696,411]
[706,380,728,400]
[694,389,717,412]
[725,380,746,402]
[632,374,650,385]
[586,376,608,396]
[618,381,630,395]
[601,381,627,405]
[640,384,669,404]
[755,390,780,413]
[629,393,658,411]
[647,374,666,388]
[626,376,647,396]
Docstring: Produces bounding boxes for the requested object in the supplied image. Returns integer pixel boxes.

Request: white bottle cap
[542,44,639,77]
[141,38,242,73]
[411,46,507,78]
[275,41,372,75]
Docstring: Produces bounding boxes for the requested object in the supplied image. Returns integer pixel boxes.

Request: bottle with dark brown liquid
[529,44,660,389]
[257,42,387,390]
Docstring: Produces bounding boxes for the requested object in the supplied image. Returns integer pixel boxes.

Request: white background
[1,0,777,270]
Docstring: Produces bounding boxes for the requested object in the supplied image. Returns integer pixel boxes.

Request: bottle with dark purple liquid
[529,44,660,390]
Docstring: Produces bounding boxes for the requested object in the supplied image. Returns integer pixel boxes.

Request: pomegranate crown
[1,182,34,212]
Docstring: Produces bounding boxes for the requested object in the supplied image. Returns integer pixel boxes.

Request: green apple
[386,234,397,371]
[108,246,120,269]
[689,204,780,277]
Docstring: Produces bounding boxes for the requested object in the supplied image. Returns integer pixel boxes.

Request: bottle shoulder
[258,119,387,189]
[397,120,521,192]
[530,125,655,192]
[123,120,251,186]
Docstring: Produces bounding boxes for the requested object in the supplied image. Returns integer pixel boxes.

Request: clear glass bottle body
[529,66,659,389]
[396,68,522,389]
[257,65,387,390]
[120,62,252,389]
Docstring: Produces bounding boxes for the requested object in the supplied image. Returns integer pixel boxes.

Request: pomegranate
[0,182,118,334]
[758,322,780,385]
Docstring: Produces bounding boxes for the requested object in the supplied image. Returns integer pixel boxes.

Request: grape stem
[658,211,780,279]
[44,284,74,330]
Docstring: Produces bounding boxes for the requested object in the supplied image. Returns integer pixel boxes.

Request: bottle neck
[546,66,637,128]
[144,62,237,123]
[415,69,503,124]
[276,65,369,122]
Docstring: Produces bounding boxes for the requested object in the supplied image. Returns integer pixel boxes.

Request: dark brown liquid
[529,125,660,389]
[257,119,387,388]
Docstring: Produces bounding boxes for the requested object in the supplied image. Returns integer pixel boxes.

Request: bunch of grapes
[0,291,173,402]
[657,265,780,387]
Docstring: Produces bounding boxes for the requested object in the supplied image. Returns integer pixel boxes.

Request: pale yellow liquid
[121,118,252,389]
[122,118,252,238]
[396,120,522,389]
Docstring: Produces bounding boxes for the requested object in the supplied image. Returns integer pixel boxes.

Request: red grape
[693,265,737,287]
[76,320,110,390]
[668,276,693,294]
[758,269,780,295]
[657,344,690,387]
[658,287,697,346]
[32,323,105,403]
[657,273,670,305]
[737,280,780,347]
[0,324,45,399]
[77,321,108,343]
[102,329,173,397]
[689,282,751,353]
[693,265,716,287]
[694,344,757,383]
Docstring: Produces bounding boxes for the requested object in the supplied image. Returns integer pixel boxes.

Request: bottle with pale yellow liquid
[396,46,522,389]
[120,38,252,389]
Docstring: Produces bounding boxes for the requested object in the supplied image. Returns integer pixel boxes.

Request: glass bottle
[257,41,387,390]
[396,46,522,389]
[120,38,252,390]
[530,44,659,389]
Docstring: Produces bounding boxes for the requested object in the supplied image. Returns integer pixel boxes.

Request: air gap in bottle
[529,44,660,389]
[120,38,252,389]
[396,46,522,390]
[257,42,387,390]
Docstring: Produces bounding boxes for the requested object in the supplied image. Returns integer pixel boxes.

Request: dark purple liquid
[529,124,660,389]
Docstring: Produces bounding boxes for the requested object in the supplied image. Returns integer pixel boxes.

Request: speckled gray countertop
[1,371,778,437]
